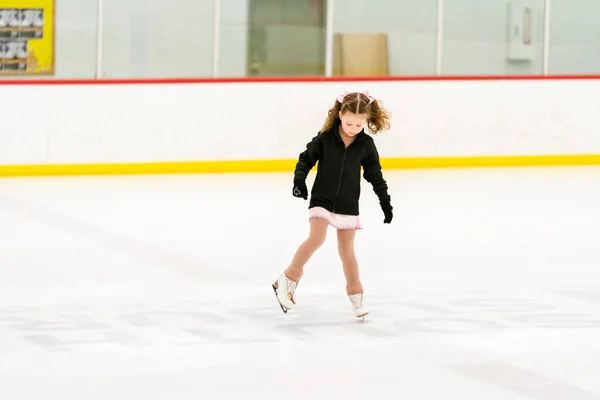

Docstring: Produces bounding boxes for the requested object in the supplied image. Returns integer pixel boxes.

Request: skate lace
[286,280,298,304]
[349,294,364,309]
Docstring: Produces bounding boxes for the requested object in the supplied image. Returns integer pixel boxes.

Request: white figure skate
[272,272,298,313]
[349,293,370,321]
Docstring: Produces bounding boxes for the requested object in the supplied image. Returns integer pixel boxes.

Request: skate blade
[356,313,368,323]
[272,284,289,313]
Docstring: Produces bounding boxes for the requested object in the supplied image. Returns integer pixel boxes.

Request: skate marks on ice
[0,193,237,281]
[448,362,600,400]
[1,287,600,399]
[399,286,600,400]
[550,286,600,304]
[0,285,599,353]
[0,298,392,352]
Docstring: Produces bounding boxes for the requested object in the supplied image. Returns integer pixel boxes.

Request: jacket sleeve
[294,133,323,182]
[362,139,391,203]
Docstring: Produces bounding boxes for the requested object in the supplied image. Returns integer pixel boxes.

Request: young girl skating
[273,90,393,319]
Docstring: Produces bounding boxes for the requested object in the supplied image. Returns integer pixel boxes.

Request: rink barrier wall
[2,75,600,177]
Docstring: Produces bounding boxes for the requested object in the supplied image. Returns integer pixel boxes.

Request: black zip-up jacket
[294,121,390,216]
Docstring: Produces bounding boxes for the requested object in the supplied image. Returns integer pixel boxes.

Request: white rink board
[1,79,600,165]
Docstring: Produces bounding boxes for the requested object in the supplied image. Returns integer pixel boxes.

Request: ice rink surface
[1,166,600,399]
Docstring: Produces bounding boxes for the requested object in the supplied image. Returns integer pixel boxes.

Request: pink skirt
[308,206,363,230]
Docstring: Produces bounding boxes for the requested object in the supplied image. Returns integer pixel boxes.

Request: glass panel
[443,0,545,75]
[332,0,437,76]
[549,0,600,74]
[217,0,249,77]
[0,0,97,79]
[102,0,214,78]
[243,0,326,76]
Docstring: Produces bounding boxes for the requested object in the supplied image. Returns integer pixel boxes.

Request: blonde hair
[320,92,391,135]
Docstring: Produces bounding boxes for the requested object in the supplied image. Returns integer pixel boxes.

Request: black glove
[293,179,308,200]
[380,199,393,224]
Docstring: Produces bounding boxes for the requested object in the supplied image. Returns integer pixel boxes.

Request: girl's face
[339,111,367,136]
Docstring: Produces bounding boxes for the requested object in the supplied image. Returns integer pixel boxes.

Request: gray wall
[442,0,545,75]
[549,0,600,74]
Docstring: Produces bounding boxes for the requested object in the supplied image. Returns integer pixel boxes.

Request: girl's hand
[380,200,393,224]
[293,180,308,200]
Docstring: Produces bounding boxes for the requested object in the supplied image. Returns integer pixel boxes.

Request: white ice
[1,167,600,400]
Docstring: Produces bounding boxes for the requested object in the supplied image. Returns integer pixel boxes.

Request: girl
[272,90,393,319]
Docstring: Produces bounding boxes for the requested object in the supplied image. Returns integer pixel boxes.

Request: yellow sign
[0,0,54,75]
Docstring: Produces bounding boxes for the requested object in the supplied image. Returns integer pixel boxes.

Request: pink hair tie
[363,90,375,104]
[337,89,375,104]
[337,90,350,103]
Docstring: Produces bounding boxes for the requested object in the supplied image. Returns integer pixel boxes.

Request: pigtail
[366,99,391,135]
[320,99,343,134]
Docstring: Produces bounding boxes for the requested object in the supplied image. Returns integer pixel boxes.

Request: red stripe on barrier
[1,74,600,85]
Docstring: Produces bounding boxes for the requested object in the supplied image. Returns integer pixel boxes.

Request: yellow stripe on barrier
[380,154,600,169]
[0,155,599,177]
